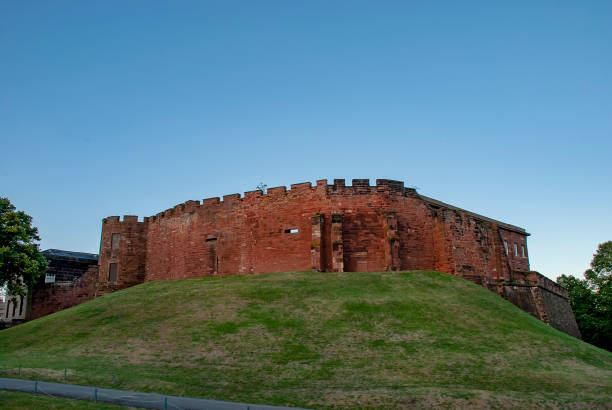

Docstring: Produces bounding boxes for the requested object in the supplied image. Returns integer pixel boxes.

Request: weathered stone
[14,179,580,338]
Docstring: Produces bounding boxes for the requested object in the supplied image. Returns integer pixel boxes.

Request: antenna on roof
[256,182,268,194]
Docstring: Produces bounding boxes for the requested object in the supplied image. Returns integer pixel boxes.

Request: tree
[558,241,612,351]
[0,197,48,298]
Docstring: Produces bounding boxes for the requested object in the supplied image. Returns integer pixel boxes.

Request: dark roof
[419,195,529,236]
[41,249,99,263]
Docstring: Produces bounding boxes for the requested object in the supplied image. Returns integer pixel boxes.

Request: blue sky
[1,1,610,280]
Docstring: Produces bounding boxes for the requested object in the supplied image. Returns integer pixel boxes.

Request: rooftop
[419,195,528,235]
[41,249,99,263]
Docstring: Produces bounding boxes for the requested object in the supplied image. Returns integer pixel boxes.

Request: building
[29,249,99,320]
[0,287,27,327]
[1,179,580,338]
[0,249,98,327]
[94,178,580,338]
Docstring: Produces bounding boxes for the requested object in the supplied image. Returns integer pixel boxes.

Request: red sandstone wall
[29,265,98,320]
[98,179,530,287]
[98,216,147,288]
[145,183,323,279]
[431,207,504,283]
[499,229,530,271]
[91,179,591,338]
[425,202,531,287]
[141,179,443,280]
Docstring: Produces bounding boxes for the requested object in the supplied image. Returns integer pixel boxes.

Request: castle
[10,179,581,338]
[99,179,532,282]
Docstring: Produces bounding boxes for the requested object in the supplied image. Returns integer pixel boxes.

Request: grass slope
[0,390,129,409]
[1,271,611,408]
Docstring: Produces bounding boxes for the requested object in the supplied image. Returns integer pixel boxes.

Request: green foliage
[591,241,612,276]
[558,241,612,351]
[0,197,48,297]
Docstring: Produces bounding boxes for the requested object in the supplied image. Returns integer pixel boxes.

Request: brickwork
[98,216,146,292]
[501,269,581,338]
[29,265,98,320]
[539,287,582,338]
[26,178,578,338]
[310,214,324,272]
[97,179,531,284]
[14,250,100,323]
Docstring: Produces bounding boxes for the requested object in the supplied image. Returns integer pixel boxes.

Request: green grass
[1,270,611,408]
[0,390,129,409]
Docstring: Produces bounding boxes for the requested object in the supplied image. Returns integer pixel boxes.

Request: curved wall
[98,178,531,284]
[92,178,583,338]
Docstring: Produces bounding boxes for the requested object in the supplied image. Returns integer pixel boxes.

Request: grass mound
[1,271,611,408]
[0,390,124,409]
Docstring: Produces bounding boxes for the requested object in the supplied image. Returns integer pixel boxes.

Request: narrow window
[205,238,218,275]
[503,241,508,255]
[111,233,120,250]
[12,300,17,317]
[6,301,10,317]
[514,243,518,256]
[521,245,526,258]
[285,228,299,234]
[19,296,23,316]
[109,263,118,282]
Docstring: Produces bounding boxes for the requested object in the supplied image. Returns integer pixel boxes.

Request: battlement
[103,215,143,224]
[535,272,569,298]
[85,178,579,340]
[244,190,263,199]
[511,270,569,299]
[290,182,312,191]
[330,178,415,196]
[106,179,526,243]
[137,178,419,224]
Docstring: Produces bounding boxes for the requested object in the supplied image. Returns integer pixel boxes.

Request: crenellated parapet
[98,215,147,292]
[100,179,531,286]
[101,179,531,286]
[500,269,580,338]
[138,179,419,226]
[329,178,415,196]
[511,270,569,299]
[91,177,583,339]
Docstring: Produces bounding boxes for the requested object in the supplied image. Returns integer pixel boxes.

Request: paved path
[0,377,308,410]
